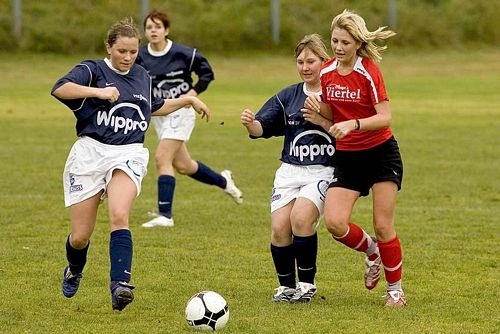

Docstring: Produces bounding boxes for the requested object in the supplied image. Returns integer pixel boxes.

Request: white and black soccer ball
[185,290,229,331]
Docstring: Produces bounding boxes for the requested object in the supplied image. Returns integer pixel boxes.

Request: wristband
[355,119,360,130]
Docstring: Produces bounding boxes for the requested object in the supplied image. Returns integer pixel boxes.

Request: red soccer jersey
[320,56,393,151]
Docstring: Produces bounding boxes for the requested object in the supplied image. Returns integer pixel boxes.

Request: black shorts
[329,136,403,197]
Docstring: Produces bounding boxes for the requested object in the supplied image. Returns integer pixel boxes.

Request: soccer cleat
[272,286,297,302]
[62,266,83,298]
[385,289,407,307]
[221,170,243,204]
[364,256,381,290]
[290,282,317,303]
[142,214,174,228]
[111,281,135,311]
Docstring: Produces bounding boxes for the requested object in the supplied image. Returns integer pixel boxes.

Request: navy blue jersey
[52,59,165,145]
[254,83,335,167]
[136,41,214,99]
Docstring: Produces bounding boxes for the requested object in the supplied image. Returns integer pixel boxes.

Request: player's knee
[271,231,292,246]
[109,208,130,229]
[323,213,348,236]
[175,160,197,175]
[373,223,395,242]
[271,220,293,241]
[290,215,317,233]
[155,152,173,168]
[70,235,90,249]
[175,166,189,175]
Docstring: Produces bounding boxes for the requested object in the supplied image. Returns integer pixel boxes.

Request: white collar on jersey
[147,39,173,57]
[104,57,130,75]
[303,83,322,97]
[332,56,365,74]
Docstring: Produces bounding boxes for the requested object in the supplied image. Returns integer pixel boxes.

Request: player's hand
[97,86,120,103]
[304,95,322,113]
[301,107,322,125]
[240,108,263,137]
[191,98,210,122]
[329,120,355,139]
[240,109,255,126]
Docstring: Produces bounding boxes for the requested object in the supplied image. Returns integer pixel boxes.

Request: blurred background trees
[0,0,498,54]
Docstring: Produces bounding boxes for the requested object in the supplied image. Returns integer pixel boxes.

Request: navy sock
[294,233,318,284]
[66,235,89,274]
[270,244,296,288]
[109,229,133,283]
[188,161,226,189]
[158,175,175,218]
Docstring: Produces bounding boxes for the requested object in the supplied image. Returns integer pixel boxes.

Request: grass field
[0,49,499,333]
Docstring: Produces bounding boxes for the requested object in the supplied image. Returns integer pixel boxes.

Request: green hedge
[0,0,498,54]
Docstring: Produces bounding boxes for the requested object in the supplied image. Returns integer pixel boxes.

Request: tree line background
[0,0,498,54]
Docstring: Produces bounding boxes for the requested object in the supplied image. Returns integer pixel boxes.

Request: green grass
[0,49,499,333]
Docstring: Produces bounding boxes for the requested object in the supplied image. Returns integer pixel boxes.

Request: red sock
[378,236,403,284]
[333,223,371,253]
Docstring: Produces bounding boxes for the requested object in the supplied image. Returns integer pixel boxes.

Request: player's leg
[174,143,243,204]
[106,169,137,311]
[173,142,219,182]
[288,175,331,303]
[372,181,406,307]
[62,192,101,298]
[288,196,319,303]
[324,186,381,289]
[269,164,302,302]
[323,186,357,236]
[61,137,108,297]
[270,201,296,302]
[142,138,183,227]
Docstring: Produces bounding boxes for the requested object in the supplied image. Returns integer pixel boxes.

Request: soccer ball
[185,291,229,331]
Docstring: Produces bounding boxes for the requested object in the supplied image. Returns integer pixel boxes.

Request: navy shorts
[329,136,403,197]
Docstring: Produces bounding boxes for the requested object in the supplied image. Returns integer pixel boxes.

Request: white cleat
[364,256,381,290]
[385,289,407,307]
[142,214,174,228]
[272,286,296,302]
[221,170,243,204]
[290,282,317,303]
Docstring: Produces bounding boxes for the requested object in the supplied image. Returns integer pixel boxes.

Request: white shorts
[63,136,149,207]
[152,106,196,141]
[270,163,335,214]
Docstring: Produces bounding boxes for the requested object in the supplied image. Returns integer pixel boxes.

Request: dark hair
[106,17,141,47]
[144,9,170,30]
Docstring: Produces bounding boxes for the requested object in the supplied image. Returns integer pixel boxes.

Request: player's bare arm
[240,109,263,137]
[154,96,210,121]
[182,89,198,97]
[52,82,120,103]
[361,100,392,130]
[190,97,210,122]
[329,100,393,139]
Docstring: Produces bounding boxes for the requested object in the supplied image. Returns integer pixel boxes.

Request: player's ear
[164,27,170,39]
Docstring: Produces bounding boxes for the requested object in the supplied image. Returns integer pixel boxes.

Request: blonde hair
[294,33,330,61]
[331,9,395,62]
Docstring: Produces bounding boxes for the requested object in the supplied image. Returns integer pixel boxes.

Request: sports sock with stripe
[270,243,296,288]
[293,233,318,284]
[158,174,175,218]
